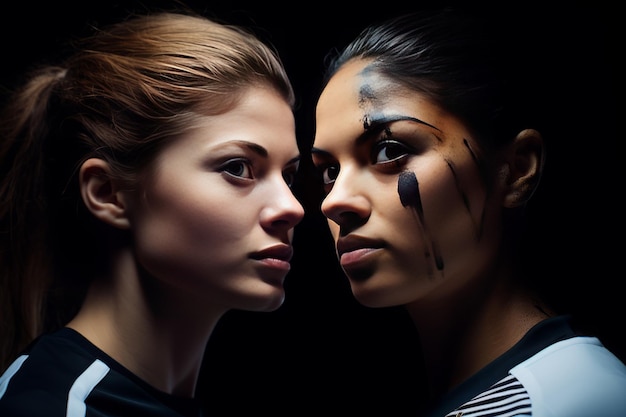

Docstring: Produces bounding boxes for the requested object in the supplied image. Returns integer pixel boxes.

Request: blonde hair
[0,11,294,371]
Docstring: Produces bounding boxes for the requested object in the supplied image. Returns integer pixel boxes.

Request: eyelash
[317,137,411,186]
[220,158,299,188]
[220,158,254,181]
[282,165,298,188]
[371,139,411,166]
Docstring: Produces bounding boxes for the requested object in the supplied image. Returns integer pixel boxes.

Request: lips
[249,243,293,285]
[249,244,294,274]
[336,235,384,269]
[250,244,294,263]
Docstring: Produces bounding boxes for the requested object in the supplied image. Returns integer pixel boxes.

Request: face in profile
[125,85,304,312]
[312,59,507,308]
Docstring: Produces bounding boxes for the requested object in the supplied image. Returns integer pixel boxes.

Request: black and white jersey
[425,316,626,417]
[0,327,205,417]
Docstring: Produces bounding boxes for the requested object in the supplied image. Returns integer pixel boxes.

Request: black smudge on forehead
[358,83,377,107]
[356,64,400,130]
[356,64,442,134]
[359,85,378,131]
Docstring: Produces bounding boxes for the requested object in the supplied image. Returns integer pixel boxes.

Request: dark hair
[320,7,557,312]
[320,7,626,356]
[323,8,548,152]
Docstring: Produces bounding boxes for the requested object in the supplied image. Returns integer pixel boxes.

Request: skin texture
[69,85,304,396]
[312,58,548,395]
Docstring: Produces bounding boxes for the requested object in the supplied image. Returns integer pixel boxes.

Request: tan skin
[312,59,550,397]
[68,85,304,397]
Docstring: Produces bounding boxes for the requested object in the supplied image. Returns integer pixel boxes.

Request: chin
[349,275,411,308]
[241,288,286,312]
[254,300,285,312]
[351,285,392,308]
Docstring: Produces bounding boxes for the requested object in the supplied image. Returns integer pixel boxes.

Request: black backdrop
[1,2,623,415]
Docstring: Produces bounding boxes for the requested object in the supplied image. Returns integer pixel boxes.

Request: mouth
[336,235,385,270]
[250,244,294,271]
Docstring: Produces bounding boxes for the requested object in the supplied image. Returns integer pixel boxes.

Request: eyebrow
[311,114,442,156]
[364,114,442,132]
[234,140,268,157]
[231,140,300,165]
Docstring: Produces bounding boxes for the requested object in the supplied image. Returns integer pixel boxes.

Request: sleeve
[510,336,626,417]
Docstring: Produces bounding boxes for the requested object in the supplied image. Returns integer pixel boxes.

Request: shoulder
[1,328,205,417]
[511,336,626,416]
[0,328,111,416]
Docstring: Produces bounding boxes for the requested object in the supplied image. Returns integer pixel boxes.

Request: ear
[79,158,131,229]
[499,129,545,208]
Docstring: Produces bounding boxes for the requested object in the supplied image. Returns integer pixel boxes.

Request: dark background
[1,2,622,415]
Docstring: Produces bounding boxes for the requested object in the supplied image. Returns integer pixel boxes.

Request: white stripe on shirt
[66,359,110,417]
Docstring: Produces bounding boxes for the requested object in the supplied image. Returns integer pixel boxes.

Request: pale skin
[312,59,550,397]
[67,85,304,397]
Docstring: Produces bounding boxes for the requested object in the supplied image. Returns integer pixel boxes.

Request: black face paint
[445,158,483,240]
[397,170,444,274]
[398,170,425,221]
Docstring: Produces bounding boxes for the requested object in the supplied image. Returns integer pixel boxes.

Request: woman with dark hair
[312,8,626,416]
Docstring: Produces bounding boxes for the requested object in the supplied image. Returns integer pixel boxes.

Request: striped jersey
[0,327,205,417]
[425,315,626,417]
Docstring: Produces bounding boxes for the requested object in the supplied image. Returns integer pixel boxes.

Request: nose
[320,166,371,227]
[261,177,305,231]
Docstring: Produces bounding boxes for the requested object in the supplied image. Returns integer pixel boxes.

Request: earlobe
[80,158,131,229]
[501,129,545,208]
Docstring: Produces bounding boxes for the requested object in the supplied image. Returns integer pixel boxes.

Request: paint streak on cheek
[444,158,484,240]
[397,170,444,277]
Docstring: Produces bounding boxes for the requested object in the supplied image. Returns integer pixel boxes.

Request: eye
[282,167,297,188]
[283,172,295,187]
[371,140,410,165]
[221,158,254,180]
[317,163,339,185]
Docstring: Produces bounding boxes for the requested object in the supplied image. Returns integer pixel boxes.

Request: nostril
[335,210,368,232]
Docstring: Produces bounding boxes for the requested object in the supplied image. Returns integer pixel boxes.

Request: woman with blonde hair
[0,11,303,416]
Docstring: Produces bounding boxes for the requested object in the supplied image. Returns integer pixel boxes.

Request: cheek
[407,159,488,259]
[178,197,244,242]
[417,152,490,234]
[130,180,251,272]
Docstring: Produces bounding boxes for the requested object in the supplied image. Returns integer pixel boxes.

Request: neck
[67,250,224,397]
[405,273,551,399]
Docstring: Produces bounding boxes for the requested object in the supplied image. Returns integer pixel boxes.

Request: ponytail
[0,67,66,371]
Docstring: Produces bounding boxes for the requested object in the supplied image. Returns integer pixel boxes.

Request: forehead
[317,58,400,114]
[158,85,298,161]
[315,60,440,142]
